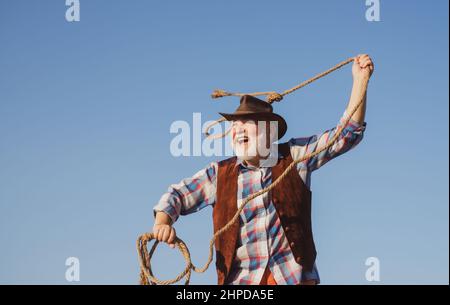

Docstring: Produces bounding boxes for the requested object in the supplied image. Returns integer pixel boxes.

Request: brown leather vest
[212,143,317,285]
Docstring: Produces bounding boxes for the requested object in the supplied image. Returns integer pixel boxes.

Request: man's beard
[232,133,271,162]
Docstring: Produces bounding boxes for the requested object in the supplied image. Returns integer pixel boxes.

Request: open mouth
[235,135,249,145]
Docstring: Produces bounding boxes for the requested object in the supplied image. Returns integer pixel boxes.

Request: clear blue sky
[0,0,448,284]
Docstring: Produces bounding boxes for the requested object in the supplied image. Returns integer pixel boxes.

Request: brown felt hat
[219,95,287,139]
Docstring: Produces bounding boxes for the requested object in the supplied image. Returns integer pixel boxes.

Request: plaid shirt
[154,112,366,284]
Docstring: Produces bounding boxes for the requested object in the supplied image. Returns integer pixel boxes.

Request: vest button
[285,226,290,232]
[296,257,301,264]
[290,242,295,247]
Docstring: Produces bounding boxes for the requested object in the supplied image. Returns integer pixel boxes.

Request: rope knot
[211,89,231,99]
[267,92,283,103]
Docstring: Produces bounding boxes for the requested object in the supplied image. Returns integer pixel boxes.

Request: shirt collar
[234,145,283,169]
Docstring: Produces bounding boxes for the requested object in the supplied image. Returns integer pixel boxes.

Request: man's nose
[236,127,247,135]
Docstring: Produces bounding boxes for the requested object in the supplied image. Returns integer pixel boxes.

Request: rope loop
[138,233,194,285]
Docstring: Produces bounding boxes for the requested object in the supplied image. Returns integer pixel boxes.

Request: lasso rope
[204,57,354,139]
[137,57,366,285]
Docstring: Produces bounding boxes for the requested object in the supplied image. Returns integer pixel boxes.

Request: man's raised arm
[347,54,374,124]
[289,54,374,172]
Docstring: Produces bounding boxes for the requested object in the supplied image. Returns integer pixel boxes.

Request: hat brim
[219,112,287,140]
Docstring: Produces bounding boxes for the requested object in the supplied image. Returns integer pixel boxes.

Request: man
[153,54,374,285]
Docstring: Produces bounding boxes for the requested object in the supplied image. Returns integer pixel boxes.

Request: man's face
[230,119,276,162]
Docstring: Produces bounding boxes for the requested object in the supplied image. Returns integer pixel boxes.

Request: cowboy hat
[219,95,287,139]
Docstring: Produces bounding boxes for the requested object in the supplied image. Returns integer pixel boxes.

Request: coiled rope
[137,57,366,285]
